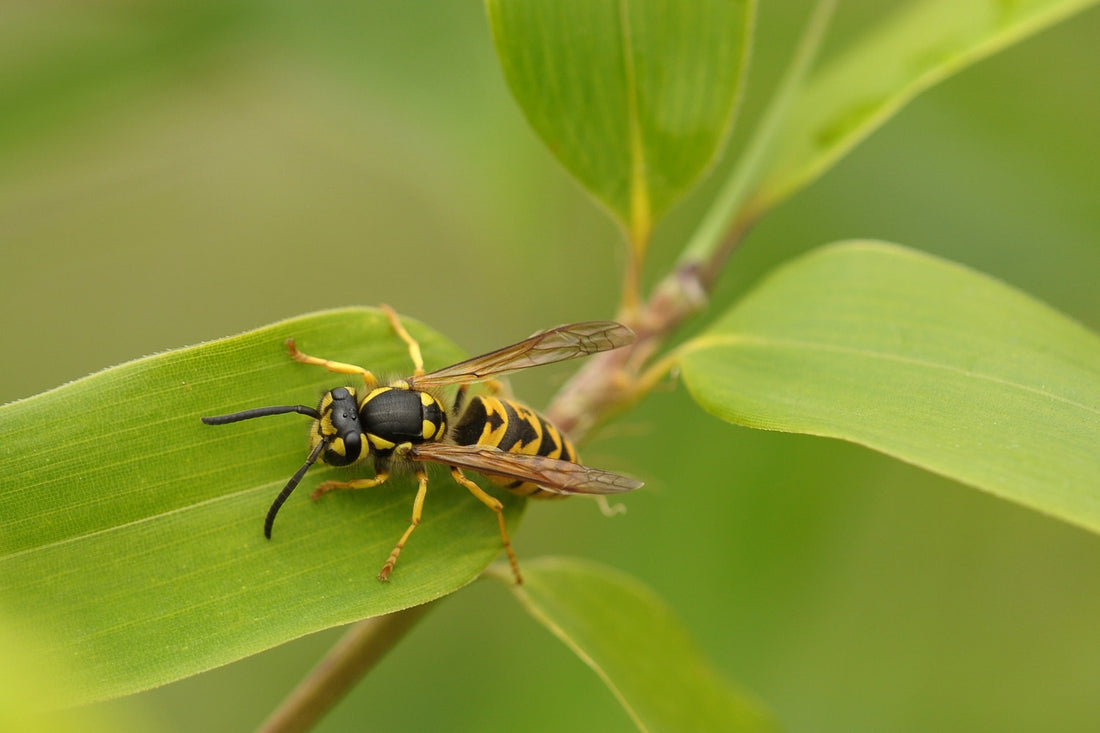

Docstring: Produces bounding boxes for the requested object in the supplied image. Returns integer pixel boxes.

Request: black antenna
[264,440,326,539]
[202,405,321,425]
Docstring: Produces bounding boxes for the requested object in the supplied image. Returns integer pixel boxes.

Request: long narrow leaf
[753,0,1100,213]
[486,0,754,236]
[679,242,1100,531]
[0,307,525,704]
[494,557,776,733]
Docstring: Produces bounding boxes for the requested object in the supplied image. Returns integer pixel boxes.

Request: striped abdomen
[450,395,576,499]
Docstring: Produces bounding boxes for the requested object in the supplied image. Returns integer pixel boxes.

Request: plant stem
[256,602,435,733]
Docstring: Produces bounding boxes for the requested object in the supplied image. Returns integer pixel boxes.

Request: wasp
[202,307,641,584]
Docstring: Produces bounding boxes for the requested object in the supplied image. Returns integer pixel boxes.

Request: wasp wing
[409,443,642,496]
[406,321,634,390]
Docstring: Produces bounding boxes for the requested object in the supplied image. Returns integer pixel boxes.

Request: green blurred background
[3,1,1099,731]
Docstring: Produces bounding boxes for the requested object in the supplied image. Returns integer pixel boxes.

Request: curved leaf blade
[492,557,775,733]
[0,307,525,704]
[753,0,1100,213]
[486,0,754,235]
[680,242,1100,531]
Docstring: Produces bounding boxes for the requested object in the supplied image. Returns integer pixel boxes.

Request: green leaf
[486,0,754,237]
[0,307,525,705]
[753,0,1100,213]
[492,557,776,733]
[679,242,1100,532]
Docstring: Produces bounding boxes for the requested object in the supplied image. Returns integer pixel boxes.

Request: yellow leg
[286,338,379,388]
[450,467,523,584]
[379,469,429,581]
[379,303,424,376]
[310,471,390,501]
[595,495,627,517]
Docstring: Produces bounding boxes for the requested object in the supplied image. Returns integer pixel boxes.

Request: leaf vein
[683,333,1100,416]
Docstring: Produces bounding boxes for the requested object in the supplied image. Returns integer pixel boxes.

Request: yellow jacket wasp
[202,307,642,584]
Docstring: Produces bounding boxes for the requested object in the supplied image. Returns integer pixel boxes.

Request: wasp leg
[379,303,425,377]
[310,471,391,500]
[450,467,523,584]
[379,468,429,581]
[286,338,379,388]
[595,495,627,517]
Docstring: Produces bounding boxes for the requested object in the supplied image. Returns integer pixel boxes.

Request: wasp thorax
[358,387,447,452]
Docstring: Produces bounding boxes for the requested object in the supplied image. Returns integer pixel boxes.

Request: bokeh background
[4,1,1099,731]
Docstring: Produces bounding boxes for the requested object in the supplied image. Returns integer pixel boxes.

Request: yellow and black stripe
[450,394,576,498]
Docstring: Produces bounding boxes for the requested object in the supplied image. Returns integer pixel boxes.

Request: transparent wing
[406,321,634,389]
[409,443,643,496]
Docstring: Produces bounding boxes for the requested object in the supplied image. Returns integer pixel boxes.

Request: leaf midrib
[682,333,1100,416]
